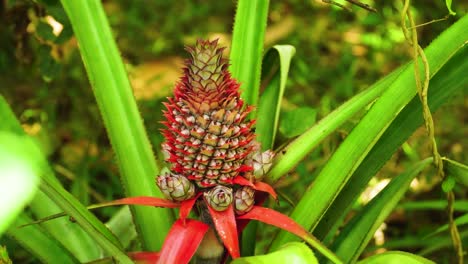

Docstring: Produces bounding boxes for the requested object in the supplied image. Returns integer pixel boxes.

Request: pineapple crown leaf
[175,39,240,114]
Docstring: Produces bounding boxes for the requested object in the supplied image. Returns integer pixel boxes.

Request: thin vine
[400,1,463,263]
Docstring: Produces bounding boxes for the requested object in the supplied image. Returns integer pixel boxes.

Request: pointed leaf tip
[232,175,255,187]
[158,219,209,264]
[128,252,160,263]
[238,206,343,264]
[207,204,240,258]
[254,181,278,200]
[237,206,308,239]
[179,194,201,224]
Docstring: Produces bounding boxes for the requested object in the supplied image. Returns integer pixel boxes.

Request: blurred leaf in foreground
[0,132,43,236]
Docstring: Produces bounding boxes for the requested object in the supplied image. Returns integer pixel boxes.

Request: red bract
[116,195,327,264]
[206,204,240,258]
[179,194,201,223]
[158,219,209,264]
[254,181,278,200]
[128,252,159,264]
[237,206,310,240]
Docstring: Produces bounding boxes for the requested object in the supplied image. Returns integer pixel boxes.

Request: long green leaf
[364,235,442,253]
[419,230,468,256]
[443,158,468,187]
[241,45,295,256]
[270,15,468,250]
[358,251,435,264]
[6,214,79,264]
[230,0,269,110]
[445,0,456,16]
[366,227,468,256]
[59,0,174,250]
[314,44,468,242]
[231,2,269,255]
[0,97,130,262]
[105,206,138,249]
[40,172,132,263]
[266,62,405,183]
[326,158,432,263]
[257,45,296,150]
[399,200,468,212]
[0,96,102,261]
[28,191,102,261]
[233,242,318,264]
[425,213,468,238]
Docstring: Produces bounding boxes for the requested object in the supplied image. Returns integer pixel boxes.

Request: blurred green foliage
[0,0,466,262]
[279,106,317,138]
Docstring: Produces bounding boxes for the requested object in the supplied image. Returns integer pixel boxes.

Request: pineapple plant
[4,0,465,262]
[48,39,341,264]
[126,39,340,263]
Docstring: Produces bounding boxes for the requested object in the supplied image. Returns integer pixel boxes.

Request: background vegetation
[0,0,466,263]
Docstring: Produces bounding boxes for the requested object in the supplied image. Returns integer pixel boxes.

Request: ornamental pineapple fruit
[160,39,255,188]
[156,39,275,215]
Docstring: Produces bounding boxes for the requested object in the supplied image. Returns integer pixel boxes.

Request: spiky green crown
[162,39,255,188]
